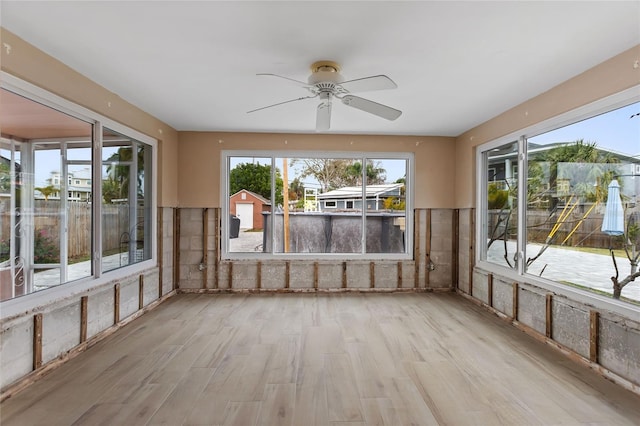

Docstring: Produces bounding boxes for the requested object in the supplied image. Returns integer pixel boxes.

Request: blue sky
[529,102,639,156]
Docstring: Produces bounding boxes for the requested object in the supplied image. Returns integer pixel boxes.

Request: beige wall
[177,132,456,208]
[0,29,180,206]
[454,45,640,208]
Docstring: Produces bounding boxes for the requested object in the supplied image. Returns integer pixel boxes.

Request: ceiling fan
[248,61,402,131]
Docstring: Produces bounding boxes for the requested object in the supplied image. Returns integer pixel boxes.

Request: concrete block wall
[459,208,640,392]
[176,208,456,292]
[0,208,175,394]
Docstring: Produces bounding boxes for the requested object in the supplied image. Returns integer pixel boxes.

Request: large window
[479,96,639,304]
[0,78,155,303]
[223,151,412,258]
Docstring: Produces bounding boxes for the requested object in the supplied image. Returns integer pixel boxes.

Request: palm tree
[35,185,56,201]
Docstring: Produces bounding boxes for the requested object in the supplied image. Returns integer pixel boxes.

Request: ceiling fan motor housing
[308,61,344,91]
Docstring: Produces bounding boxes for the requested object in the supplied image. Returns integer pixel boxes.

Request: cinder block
[492,277,513,316]
[233,262,259,289]
[599,317,640,385]
[517,286,546,334]
[551,299,589,358]
[42,303,81,364]
[261,262,286,289]
[0,318,34,387]
[289,262,314,289]
[317,263,343,289]
[346,262,370,289]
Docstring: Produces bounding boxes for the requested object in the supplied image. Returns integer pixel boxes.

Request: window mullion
[93,122,103,278]
[517,136,527,275]
[361,156,367,254]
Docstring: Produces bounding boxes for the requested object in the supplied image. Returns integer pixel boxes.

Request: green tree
[345,160,387,186]
[289,177,304,201]
[102,177,121,204]
[530,140,619,207]
[104,145,147,200]
[0,162,10,193]
[35,185,56,201]
[230,162,283,206]
[291,158,387,191]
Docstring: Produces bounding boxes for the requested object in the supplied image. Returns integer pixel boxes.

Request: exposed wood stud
[370,262,375,289]
[257,261,262,289]
[173,208,180,290]
[342,261,347,288]
[214,208,220,289]
[139,275,144,310]
[80,296,88,343]
[158,207,163,298]
[512,282,518,320]
[452,209,459,289]
[546,293,553,338]
[228,262,233,289]
[487,273,493,307]
[314,262,319,289]
[285,261,290,289]
[397,261,403,289]
[202,208,209,289]
[425,209,432,288]
[414,209,420,289]
[114,283,120,324]
[33,313,43,370]
[469,208,475,295]
[590,310,599,363]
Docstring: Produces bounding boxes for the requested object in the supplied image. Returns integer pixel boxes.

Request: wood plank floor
[2,293,639,425]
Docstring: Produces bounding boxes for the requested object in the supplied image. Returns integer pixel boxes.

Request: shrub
[34,230,59,264]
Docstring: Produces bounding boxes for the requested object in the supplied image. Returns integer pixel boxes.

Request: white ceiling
[2,1,639,136]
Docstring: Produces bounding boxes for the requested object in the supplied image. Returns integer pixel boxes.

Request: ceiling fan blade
[339,75,397,93]
[316,100,331,131]
[257,73,310,88]
[247,95,316,113]
[341,95,402,121]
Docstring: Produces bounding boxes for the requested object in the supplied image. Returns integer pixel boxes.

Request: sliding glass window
[224,151,412,259]
[0,81,155,303]
[479,98,640,304]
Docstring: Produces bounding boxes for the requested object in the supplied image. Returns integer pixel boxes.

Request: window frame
[221,150,414,260]
[475,85,640,319]
[0,72,158,319]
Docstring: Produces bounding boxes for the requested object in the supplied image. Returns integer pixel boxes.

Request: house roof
[231,189,271,205]
[317,183,404,200]
[1,2,637,136]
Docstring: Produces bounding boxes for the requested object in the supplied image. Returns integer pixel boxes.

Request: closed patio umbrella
[601,179,624,236]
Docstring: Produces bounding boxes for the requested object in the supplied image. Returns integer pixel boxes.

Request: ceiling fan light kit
[248,61,402,131]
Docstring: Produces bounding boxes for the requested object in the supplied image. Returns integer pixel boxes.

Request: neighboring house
[229,189,271,230]
[41,168,92,202]
[488,142,640,204]
[316,183,404,212]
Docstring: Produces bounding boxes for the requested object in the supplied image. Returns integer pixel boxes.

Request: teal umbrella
[601,179,624,236]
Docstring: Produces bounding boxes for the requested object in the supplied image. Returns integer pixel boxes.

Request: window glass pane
[526,102,639,302]
[0,88,93,299]
[0,142,24,300]
[277,157,363,254]
[366,159,406,253]
[485,141,519,269]
[228,157,272,253]
[102,128,152,271]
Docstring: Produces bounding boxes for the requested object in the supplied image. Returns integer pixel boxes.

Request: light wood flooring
[1,292,640,425]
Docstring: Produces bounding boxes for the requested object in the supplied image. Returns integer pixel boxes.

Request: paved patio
[488,241,640,301]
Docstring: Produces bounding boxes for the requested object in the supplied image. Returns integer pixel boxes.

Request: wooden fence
[1,200,130,260]
[489,208,626,250]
